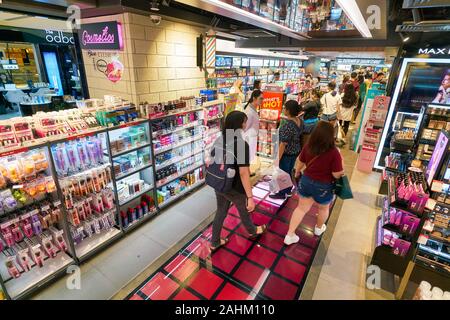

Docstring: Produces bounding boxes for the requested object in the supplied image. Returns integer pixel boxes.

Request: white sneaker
[284,234,300,246]
[314,224,327,236]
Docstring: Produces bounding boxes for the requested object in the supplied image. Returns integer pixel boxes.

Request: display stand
[0,99,225,299]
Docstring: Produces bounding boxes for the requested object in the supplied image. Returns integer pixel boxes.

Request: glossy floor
[127,182,327,300]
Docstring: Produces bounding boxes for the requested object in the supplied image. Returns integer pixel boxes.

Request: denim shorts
[298,175,335,205]
[321,113,337,121]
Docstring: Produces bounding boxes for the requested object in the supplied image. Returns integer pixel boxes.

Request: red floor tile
[186,237,211,260]
[140,272,179,300]
[210,249,241,273]
[228,205,239,217]
[227,234,253,256]
[173,289,200,300]
[262,274,298,300]
[296,228,319,248]
[269,219,289,236]
[284,198,299,210]
[273,256,306,284]
[215,283,252,300]
[187,268,224,299]
[278,208,293,222]
[251,212,272,225]
[164,254,199,282]
[259,231,285,252]
[257,200,280,215]
[233,260,267,289]
[202,225,230,240]
[284,244,314,265]
[298,213,316,230]
[247,245,278,269]
[129,293,144,300]
[224,215,241,230]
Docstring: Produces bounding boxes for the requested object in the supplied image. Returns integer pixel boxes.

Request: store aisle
[32,186,217,300]
[126,181,332,300]
[310,169,395,300]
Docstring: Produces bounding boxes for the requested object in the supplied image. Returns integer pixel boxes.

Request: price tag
[42,205,50,211]
[425,198,437,211]
[1,221,12,229]
[54,201,61,207]
[30,209,39,216]
[12,184,24,189]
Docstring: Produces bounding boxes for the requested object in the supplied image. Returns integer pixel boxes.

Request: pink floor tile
[187,268,224,299]
[284,198,299,210]
[140,272,179,300]
[227,234,253,256]
[274,256,306,284]
[269,219,289,236]
[247,245,278,269]
[215,283,252,300]
[224,215,241,230]
[283,244,314,265]
[228,205,239,217]
[173,289,200,300]
[278,208,293,222]
[254,182,270,191]
[164,254,199,282]
[210,249,241,273]
[264,196,286,207]
[186,237,211,260]
[259,231,285,252]
[233,260,267,289]
[252,188,269,199]
[257,200,280,215]
[129,293,143,300]
[252,212,272,225]
[262,274,298,300]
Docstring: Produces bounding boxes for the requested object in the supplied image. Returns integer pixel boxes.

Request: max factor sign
[79,22,122,50]
[418,48,450,55]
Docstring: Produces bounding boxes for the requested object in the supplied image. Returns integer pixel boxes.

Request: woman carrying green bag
[284,121,351,246]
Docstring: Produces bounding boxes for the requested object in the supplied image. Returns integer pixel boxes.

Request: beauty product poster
[426,131,450,187]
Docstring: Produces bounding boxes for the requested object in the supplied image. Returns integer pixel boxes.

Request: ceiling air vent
[403,0,450,8]
[396,23,450,32]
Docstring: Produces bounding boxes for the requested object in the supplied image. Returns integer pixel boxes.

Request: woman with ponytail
[243,89,263,166]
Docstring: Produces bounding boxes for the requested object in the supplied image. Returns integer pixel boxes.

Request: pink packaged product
[401,214,420,235]
[392,239,411,257]
[382,230,394,246]
[6,257,20,278]
[1,225,15,247]
[408,192,429,214]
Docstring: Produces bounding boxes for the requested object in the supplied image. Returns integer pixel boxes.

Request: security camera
[150,15,161,25]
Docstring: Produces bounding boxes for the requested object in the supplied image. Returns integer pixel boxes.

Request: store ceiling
[0,11,71,31]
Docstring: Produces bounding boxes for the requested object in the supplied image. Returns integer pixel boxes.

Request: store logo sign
[79,22,123,50]
[418,48,450,55]
[45,30,75,44]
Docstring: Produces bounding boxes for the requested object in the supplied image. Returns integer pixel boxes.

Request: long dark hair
[342,83,357,108]
[244,89,263,109]
[223,110,247,133]
[308,121,335,156]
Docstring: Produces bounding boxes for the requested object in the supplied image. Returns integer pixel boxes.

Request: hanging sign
[79,22,123,50]
[261,91,284,121]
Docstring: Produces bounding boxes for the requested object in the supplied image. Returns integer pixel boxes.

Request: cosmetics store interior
[0,0,449,301]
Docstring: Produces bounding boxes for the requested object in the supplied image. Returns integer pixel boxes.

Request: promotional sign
[261,91,284,120]
[44,30,75,45]
[88,51,124,83]
[79,22,123,50]
[336,57,385,66]
[224,93,239,116]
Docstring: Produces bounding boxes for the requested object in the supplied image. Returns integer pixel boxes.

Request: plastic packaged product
[31,214,42,235]
[137,205,143,219]
[6,260,20,279]
[121,211,129,228]
[11,223,24,243]
[77,142,88,169]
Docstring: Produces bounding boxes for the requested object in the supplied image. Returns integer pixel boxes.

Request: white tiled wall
[82,12,206,105]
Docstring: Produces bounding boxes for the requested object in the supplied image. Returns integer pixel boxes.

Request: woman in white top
[339,83,358,139]
[229,79,245,110]
[244,90,264,164]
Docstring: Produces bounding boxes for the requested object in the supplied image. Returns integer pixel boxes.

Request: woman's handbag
[335,176,353,200]
[205,137,236,193]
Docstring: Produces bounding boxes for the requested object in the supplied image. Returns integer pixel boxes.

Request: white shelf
[152,121,201,138]
[111,142,151,158]
[1,251,74,299]
[154,134,203,155]
[155,149,203,171]
[202,99,224,108]
[156,162,204,188]
[158,179,205,208]
[116,163,152,180]
[74,227,122,260]
[119,185,153,206]
[150,107,204,120]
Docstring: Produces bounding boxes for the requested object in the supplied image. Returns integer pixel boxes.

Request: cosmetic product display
[139,97,199,119]
[120,194,156,230]
[413,281,450,300]
[157,167,204,208]
[153,126,203,154]
[387,171,429,215]
[51,134,106,177]
[113,149,151,179]
[0,146,74,300]
[109,125,149,156]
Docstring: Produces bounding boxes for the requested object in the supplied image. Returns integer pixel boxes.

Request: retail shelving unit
[0,99,224,299]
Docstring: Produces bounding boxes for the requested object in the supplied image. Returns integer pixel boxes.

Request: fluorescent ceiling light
[336,0,372,38]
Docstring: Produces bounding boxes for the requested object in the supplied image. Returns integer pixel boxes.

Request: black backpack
[205,136,236,193]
